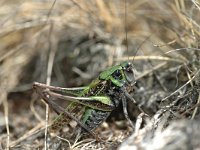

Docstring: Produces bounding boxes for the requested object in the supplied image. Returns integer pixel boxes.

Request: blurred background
[0,0,200,149]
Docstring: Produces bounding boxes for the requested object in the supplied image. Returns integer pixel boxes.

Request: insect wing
[50,102,85,133]
[33,83,85,133]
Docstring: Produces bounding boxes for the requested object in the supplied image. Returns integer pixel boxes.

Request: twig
[44,1,57,149]
[162,68,200,102]
[136,62,166,80]
[3,95,9,150]
[44,20,57,150]
[180,97,200,117]
[30,98,43,122]
[191,93,200,119]
[115,55,184,63]
[165,47,200,54]
[9,123,45,148]
[0,44,28,62]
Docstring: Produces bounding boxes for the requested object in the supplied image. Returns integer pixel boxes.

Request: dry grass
[0,0,200,149]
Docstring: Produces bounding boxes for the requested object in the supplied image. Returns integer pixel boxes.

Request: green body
[33,61,136,136]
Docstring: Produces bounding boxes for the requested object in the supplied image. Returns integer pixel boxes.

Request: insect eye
[113,70,122,79]
[115,70,121,76]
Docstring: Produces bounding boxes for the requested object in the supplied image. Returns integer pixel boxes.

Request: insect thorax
[80,78,125,131]
[86,78,124,106]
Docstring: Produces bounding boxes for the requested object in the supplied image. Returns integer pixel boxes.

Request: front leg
[122,97,135,129]
[121,87,144,113]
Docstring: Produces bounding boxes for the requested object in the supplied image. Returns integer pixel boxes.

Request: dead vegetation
[0,0,200,149]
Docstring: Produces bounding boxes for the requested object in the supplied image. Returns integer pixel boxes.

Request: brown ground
[0,0,200,149]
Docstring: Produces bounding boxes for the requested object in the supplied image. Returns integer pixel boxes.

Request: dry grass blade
[161,68,200,102]
[3,95,9,150]
[9,123,45,148]
[0,0,200,149]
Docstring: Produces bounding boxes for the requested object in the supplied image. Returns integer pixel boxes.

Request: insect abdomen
[82,108,111,130]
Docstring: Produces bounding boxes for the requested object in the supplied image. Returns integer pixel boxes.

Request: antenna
[124,0,129,61]
[46,0,57,23]
[132,35,152,65]
[124,0,151,64]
